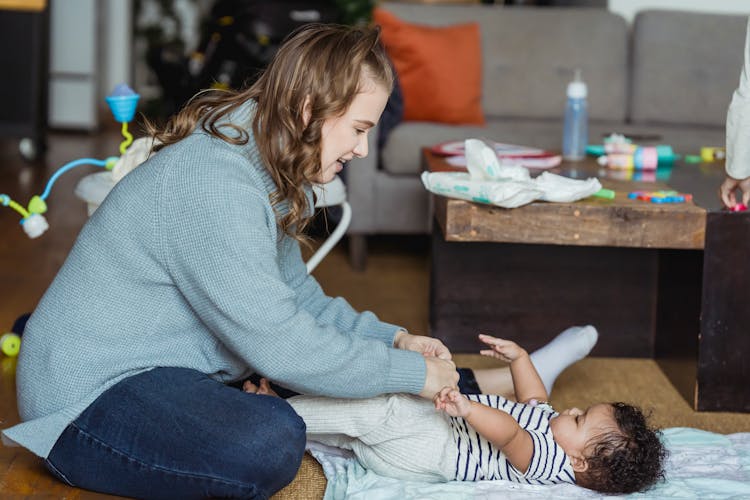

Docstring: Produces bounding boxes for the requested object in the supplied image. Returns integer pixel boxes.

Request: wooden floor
[1,131,129,498]
[1,131,749,498]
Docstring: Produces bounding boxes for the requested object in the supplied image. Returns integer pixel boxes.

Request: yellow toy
[0,332,21,357]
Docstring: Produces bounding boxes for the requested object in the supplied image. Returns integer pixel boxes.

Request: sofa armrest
[345,123,379,233]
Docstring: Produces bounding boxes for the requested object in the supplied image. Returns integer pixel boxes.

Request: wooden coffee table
[424,148,750,412]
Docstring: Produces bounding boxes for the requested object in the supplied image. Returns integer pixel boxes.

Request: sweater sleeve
[280,235,403,346]
[158,148,425,397]
[726,17,750,180]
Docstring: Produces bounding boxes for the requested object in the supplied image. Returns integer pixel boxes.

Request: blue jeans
[45,367,306,499]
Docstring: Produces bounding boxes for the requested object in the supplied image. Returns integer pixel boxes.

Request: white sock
[529,325,598,394]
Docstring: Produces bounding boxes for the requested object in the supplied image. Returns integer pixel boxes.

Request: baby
[247,334,666,494]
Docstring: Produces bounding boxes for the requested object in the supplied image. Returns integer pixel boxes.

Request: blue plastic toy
[1,84,140,238]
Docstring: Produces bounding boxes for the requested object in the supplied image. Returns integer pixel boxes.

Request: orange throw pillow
[374,8,484,125]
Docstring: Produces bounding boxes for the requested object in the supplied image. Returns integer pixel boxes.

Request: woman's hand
[419,356,459,400]
[719,175,750,208]
[434,386,471,417]
[478,334,528,363]
[394,330,452,360]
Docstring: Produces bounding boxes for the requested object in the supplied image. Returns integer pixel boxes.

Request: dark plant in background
[134,0,189,53]
[134,0,377,120]
[334,0,376,25]
[133,0,202,120]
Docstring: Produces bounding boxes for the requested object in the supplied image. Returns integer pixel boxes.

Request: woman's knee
[229,396,306,493]
[268,402,306,487]
[264,396,306,452]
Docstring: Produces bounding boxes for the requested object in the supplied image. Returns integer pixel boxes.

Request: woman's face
[314,79,389,184]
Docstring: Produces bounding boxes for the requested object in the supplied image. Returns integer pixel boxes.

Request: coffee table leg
[657,212,750,412]
[696,212,750,411]
[654,249,702,408]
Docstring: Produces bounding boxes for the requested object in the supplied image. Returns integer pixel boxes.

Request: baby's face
[549,403,618,465]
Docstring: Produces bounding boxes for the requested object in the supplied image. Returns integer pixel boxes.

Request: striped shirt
[448,394,576,484]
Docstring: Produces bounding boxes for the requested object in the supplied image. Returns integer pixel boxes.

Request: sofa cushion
[378,2,628,122]
[630,10,747,127]
[374,8,484,125]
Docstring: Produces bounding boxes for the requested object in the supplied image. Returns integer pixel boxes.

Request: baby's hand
[478,334,527,363]
[434,386,471,417]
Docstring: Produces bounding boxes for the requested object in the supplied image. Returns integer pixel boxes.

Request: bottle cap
[567,68,587,99]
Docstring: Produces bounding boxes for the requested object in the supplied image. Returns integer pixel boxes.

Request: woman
[3,24,457,498]
[721,17,750,208]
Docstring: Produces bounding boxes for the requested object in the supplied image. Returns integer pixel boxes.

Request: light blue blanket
[307,428,750,499]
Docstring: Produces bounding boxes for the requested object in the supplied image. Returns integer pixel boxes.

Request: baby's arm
[435,387,533,473]
[478,335,548,403]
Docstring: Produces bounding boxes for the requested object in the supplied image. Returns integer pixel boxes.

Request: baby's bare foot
[243,378,279,397]
[243,380,259,393]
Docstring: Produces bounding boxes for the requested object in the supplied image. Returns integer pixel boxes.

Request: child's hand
[478,334,528,363]
[434,386,471,417]
[243,378,279,397]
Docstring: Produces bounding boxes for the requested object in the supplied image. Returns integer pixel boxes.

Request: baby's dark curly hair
[576,402,667,494]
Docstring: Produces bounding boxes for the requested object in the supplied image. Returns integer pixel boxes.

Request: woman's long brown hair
[146,23,393,240]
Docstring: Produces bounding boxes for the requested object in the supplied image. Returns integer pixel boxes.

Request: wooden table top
[422,148,727,250]
[0,1,46,11]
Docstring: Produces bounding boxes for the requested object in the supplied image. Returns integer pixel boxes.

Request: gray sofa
[345,3,748,268]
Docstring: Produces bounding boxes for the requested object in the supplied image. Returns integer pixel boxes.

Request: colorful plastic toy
[1,84,140,238]
[592,188,616,200]
[588,133,678,169]
[106,83,140,154]
[628,190,693,204]
[731,203,748,212]
[700,147,726,163]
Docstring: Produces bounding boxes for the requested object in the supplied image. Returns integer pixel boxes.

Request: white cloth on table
[421,139,601,208]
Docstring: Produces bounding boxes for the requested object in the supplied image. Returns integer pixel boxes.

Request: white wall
[609,0,749,24]
[48,0,98,129]
[48,0,132,130]
[102,0,133,101]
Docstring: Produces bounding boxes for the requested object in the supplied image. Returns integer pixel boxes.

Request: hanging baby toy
[1,84,140,238]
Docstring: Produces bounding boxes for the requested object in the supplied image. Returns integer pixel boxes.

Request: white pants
[288,393,458,482]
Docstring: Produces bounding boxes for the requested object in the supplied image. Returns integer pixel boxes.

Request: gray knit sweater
[2,103,426,458]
